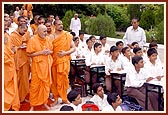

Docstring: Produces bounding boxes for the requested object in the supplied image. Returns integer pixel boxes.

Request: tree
[88,13,116,38]
[62,10,75,31]
[127,4,142,20]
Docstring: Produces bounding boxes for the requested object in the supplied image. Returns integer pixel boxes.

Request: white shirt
[83,47,94,58]
[101,44,110,55]
[120,56,133,71]
[144,60,164,79]
[85,51,105,66]
[90,94,109,111]
[125,67,147,88]
[123,26,146,48]
[69,103,82,111]
[14,10,20,18]
[71,46,83,60]
[70,18,81,36]
[102,105,122,112]
[78,38,87,49]
[105,56,122,75]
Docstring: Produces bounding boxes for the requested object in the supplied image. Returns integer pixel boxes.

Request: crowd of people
[4,4,164,112]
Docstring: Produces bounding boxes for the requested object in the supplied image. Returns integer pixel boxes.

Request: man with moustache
[50,20,76,106]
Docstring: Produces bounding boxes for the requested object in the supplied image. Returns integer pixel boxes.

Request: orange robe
[26,35,53,106]
[24,4,33,19]
[30,24,38,35]
[9,30,31,102]
[4,40,20,111]
[51,30,72,101]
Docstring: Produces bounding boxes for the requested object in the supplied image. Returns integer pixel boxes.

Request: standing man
[50,20,76,106]
[26,25,53,111]
[9,23,31,103]
[123,17,146,48]
[70,13,81,36]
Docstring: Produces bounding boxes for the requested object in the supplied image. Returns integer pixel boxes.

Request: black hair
[132,56,143,66]
[92,83,102,94]
[133,47,142,54]
[99,36,106,40]
[149,42,158,48]
[93,42,101,50]
[60,105,74,111]
[107,93,119,105]
[73,36,79,42]
[67,89,80,103]
[86,38,92,44]
[132,17,139,22]
[70,31,76,37]
[131,42,138,46]
[147,48,158,57]
[110,46,118,53]
[121,46,129,55]
[89,35,96,40]
[79,31,85,36]
[116,41,124,46]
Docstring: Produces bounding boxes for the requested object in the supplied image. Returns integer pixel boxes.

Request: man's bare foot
[29,106,34,111]
[50,100,58,107]
[44,104,51,110]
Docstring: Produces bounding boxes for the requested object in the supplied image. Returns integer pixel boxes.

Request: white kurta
[70,18,81,36]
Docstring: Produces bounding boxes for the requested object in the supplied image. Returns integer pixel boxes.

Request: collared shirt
[83,47,94,58]
[123,26,146,48]
[85,51,105,66]
[105,56,122,75]
[90,94,109,111]
[125,67,147,88]
[78,39,87,49]
[120,56,133,71]
[144,60,164,79]
[102,105,122,112]
[101,44,110,55]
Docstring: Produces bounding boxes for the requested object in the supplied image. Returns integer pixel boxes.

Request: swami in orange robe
[50,20,76,106]
[4,35,20,111]
[26,25,53,110]
[24,4,33,19]
[9,24,31,102]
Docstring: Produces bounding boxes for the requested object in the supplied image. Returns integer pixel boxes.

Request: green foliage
[79,14,90,34]
[87,14,116,38]
[139,9,155,30]
[145,20,164,44]
[127,4,142,20]
[155,20,164,44]
[106,4,130,31]
[155,4,164,25]
[62,10,75,31]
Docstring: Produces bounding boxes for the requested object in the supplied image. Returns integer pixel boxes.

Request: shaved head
[37,25,47,39]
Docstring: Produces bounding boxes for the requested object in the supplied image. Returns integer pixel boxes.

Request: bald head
[54,19,63,31]
[37,25,47,39]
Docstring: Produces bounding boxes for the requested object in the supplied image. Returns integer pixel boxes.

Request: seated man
[105,46,123,93]
[90,83,109,111]
[67,89,82,111]
[125,56,158,111]
[102,92,122,111]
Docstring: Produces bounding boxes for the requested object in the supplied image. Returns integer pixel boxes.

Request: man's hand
[57,50,66,57]
[146,77,154,82]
